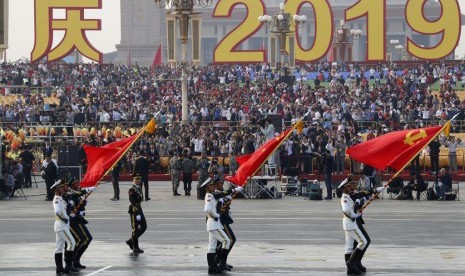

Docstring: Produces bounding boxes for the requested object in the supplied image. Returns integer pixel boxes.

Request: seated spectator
[386,176,404,196]
[0,175,8,200]
[409,171,427,200]
[436,168,452,200]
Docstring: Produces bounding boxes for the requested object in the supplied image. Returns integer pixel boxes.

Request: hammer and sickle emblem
[404,130,427,146]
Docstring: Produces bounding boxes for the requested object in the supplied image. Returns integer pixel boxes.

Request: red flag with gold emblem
[225,127,294,186]
[346,126,443,171]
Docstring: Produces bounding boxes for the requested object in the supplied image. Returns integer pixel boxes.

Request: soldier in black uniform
[216,180,236,271]
[65,178,94,269]
[19,145,35,188]
[111,159,123,201]
[133,151,150,201]
[42,154,57,201]
[126,173,147,253]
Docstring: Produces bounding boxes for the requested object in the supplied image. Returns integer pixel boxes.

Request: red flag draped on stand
[152,44,162,67]
[346,126,444,171]
[225,127,294,186]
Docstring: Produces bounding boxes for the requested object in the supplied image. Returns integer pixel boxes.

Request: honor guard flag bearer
[346,116,455,211]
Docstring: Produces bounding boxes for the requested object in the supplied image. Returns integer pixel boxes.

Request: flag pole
[247,111,310,181]
[72,120,154,214]
[222,112,309,211]
[360,113,459,212]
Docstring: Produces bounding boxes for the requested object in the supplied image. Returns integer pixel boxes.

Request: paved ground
[0,179,464,276]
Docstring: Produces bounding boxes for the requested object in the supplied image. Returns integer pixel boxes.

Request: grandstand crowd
[1,60,465,176]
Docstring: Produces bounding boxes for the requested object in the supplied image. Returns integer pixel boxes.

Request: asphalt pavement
[0,178,464,276]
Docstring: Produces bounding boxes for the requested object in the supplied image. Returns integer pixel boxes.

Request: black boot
[207,253,222,274]
[55,253,69,274]
[132,238,144,253]
[126,239,134,250]
[218,249,231,271]
[64,251,79,272]
[73,245,87,269]
[346,249,362,275]
[355,250,366,273]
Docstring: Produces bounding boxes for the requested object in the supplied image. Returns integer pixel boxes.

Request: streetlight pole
[388,39,399,61]
[258,2,306,73]
[154,0,212,125]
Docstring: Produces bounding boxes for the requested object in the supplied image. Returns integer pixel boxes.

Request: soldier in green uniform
[169,151,182,196]
[228,152,237,176]
[197,152,210,200]
[181,152,195,196]
[126,173,146,254]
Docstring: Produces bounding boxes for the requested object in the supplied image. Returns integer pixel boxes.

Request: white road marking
[85,266,112,276]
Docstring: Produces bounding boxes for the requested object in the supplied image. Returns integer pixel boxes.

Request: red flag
[80,133,140,187]
[346,126,443,171]
[152,44,162,67]
[225,127,294,186]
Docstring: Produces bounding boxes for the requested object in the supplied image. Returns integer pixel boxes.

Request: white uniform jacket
[53,195,70,232]
[341,193,358,230]
[204,192,223,231]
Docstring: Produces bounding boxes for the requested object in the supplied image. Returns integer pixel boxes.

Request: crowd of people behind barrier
[1,60,465,180]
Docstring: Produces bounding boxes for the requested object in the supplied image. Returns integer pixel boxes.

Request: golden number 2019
[212,0,461,63]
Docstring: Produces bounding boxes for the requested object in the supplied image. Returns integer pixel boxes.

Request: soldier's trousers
[353,222,371,257]
[344,226,367,254]
[208,229,230,254]
[217,223,236,252]
[183,173,192,193]
[141,175,149,199]
[171,171,180,193]
[55,229,76,254]
[130,212,147,249]
[70,222,93,260]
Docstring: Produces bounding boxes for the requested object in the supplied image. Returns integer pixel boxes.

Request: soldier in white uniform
[202,177,243,274]
[51,179,77,274]
[339,177,384,275]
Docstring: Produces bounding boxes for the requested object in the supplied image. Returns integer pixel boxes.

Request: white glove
[355,212,362,218]
[69,200,75,206]
[355,199,361,205]
[376,187,385,193]
[136,215,141,221]
[225,195,232,200]
[233,186,244,193]
[79,211,85,217]
[218,198,225,204]
[85,187,96,193]
[70,213,76,218]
